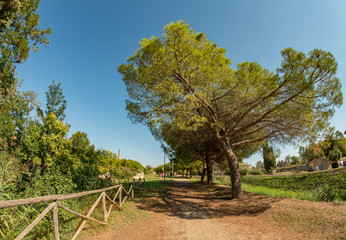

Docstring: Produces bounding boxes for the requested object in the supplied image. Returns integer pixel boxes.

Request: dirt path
[83,178,346,240]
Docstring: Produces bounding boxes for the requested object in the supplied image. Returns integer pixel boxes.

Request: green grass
[188,175,201,183]
[241,183,317,201]
[135,174,173,199]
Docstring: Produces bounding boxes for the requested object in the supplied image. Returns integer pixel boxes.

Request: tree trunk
[206,155,213,185]
[189,169,192,178]
[217,137,243,198]
[226,150,243,198]
[200,168,207,183]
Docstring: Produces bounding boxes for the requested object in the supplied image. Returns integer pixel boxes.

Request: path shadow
[136,180,281,220]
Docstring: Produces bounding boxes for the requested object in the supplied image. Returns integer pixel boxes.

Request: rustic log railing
[0,178,144,240]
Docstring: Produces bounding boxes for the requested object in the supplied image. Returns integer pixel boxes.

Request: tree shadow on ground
[136,180,282,220]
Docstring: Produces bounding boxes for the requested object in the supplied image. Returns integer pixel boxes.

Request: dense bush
[239,168,249,176]
[313,184,345,202]
[241,169,346,201]
[249,169,262,175]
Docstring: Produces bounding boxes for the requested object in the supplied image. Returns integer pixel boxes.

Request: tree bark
[226,149,243,198]
[200,168,207,183]
[206,155,213,185]
[217,136,243,198]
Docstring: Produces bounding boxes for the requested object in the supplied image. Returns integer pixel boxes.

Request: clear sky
[17,0,346,167]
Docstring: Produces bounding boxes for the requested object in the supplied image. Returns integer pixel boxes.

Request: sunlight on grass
[135,174,173,199]
[242,183,318,201]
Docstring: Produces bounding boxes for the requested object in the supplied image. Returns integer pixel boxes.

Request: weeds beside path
[82,176,346,240]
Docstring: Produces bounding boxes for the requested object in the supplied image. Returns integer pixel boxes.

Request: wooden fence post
[119,186,122,207]
[53,201,60,240]
[102,192,107,223]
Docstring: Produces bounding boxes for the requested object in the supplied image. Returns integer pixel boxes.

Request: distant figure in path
[160,173,163,179]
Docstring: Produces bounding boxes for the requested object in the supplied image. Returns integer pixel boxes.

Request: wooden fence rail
[0,179,144,240]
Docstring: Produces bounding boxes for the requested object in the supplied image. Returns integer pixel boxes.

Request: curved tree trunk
[216,136,243,198]
[226,149,242,198]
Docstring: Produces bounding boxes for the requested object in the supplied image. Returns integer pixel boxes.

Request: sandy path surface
[83,178,346,240]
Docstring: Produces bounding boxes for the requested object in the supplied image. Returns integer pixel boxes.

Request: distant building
[308,158,331,171]
[239,163,252,170]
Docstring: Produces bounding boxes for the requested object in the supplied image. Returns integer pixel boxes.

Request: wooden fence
[0,179,144,240]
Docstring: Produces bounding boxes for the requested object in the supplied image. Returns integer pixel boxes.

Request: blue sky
[17,0,346,167]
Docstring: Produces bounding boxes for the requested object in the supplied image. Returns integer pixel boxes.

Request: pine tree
[263,141,276,174]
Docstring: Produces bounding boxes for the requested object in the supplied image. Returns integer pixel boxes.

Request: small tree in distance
[263,141,276,174]
[255,161,264,169]
[45,81,67,121]
[291,156,300,165]
[328,148,341,168]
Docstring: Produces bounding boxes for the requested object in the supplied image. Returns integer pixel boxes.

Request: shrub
[328,148,342,168]
[331,162,339,168]
[241,169,346,202]
[239,168,249,176]
[313,184,343,202]
[250,169,262,175]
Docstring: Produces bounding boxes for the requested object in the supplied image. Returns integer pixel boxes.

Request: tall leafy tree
[70,131,91,160]
[0,0,51,94]
[21,113,74,176]
[118,21,343,198]
[0,0,50,155]
[45,81,67,120]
